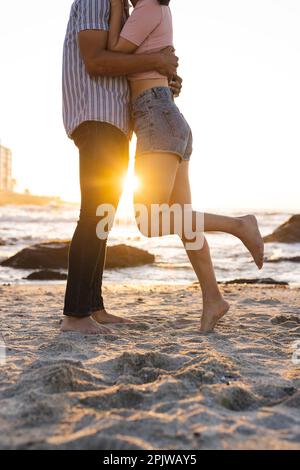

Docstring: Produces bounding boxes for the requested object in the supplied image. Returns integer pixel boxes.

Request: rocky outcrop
[263,215,300,244]
[0,237,18,246]
[25,270,68,281]
[1,241,70,269]
[265,256,300,264]
[105,244,155,269]
[1,241,155,270]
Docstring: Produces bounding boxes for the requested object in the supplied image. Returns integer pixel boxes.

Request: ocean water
[0,205,299,286]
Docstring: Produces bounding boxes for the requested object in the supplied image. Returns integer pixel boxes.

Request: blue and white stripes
[62,0,131,138]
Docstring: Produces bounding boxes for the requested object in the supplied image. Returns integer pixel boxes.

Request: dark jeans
[63,121,129,317]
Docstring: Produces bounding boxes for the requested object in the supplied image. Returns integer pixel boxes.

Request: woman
[108,0,264,332]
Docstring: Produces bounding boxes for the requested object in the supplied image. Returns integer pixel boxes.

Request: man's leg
[61,122,129,334]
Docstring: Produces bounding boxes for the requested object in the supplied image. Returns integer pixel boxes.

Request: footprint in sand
[8,359,105,395]
[101,351,191,387]
[80,387,145,411]
[283,392,300,408]
[254,384,297,407]
[257,299,281,305]
[271,315,300,330]
[217,385,259,411]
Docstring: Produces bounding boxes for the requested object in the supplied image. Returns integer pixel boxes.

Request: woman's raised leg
[134,153,264,269]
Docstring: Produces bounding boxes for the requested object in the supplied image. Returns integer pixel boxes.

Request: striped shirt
[62,0,131,138]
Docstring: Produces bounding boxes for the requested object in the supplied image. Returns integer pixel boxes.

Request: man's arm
[78,30,178,79]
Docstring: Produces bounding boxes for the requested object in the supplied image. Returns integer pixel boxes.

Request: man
[61,0,180,334]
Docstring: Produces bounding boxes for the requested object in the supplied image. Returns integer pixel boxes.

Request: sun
[123,173,140,192]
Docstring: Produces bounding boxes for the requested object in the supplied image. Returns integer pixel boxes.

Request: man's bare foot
[236,215,264,269]
[200,298,230,333]
[60,316,112,335]
[92,309,132,325]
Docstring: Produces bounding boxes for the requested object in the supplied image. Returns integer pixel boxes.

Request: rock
[1,241,155,270]
[224,278,288,286]
[1,241,70,269]
[265,256,300,264]
[0,237,18,246]
[105,244,154,269]
[25,270,68,281]
[263,215,300,243]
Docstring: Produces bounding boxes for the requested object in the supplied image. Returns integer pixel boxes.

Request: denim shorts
[132,87,193,162]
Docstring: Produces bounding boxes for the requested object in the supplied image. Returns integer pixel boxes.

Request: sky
[0,0,299,211]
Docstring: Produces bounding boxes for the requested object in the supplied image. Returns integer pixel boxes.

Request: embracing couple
[61,0,264,335]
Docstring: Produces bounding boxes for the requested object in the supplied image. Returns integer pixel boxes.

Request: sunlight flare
[123,173,140,192]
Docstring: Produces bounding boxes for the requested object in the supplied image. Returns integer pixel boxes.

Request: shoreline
[1,207,300,286]
[0,282,300,449]
[0,192,75,207]
[2,279,300,290]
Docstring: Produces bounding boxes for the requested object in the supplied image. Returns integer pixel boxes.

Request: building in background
[0,144,14,192]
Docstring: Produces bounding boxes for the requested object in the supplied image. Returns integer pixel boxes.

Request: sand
[0,282,300,450]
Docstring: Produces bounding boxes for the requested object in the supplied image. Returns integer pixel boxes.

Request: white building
[0,144,13,192]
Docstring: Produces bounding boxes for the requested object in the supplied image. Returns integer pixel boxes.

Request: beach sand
[0,282,300,450]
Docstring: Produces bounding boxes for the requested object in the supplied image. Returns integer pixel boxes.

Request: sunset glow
[0,0,299,210]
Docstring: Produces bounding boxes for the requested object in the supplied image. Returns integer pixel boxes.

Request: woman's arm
[108,0,138,53]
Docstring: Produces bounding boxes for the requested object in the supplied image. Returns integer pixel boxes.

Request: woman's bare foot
[92,309,132,324]
[200,297,230,333]
[236,215,264,269]
[60,316,112,335]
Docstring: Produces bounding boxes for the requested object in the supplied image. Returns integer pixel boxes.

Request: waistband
[132,87,173,108]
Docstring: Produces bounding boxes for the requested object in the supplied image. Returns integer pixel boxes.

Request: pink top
[120,0,173,80]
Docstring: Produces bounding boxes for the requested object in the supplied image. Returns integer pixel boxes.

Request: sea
[0,205,299,287]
